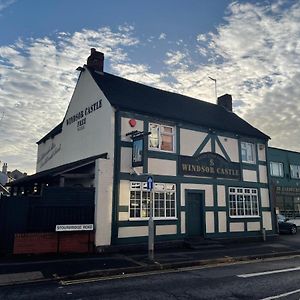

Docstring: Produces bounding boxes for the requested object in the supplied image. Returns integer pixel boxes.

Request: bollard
[261,227,266,242]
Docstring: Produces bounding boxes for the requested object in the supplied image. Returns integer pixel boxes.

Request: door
[186,191,204,237]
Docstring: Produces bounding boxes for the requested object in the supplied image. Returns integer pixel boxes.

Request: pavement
[1,233,300,286]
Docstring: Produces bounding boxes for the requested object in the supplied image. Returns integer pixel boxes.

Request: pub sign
[132,136,144,167]
[178,152,241,180]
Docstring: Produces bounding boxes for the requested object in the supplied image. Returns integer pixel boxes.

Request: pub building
[268,147,300,219]
[10,49,276,251]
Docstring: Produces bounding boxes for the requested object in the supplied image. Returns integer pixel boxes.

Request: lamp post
[147,175,154,261]
[208,76,217,101]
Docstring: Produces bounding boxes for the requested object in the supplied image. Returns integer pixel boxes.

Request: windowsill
[229,215,261,219]
[242,161,256,165]
[271,175,284,178]
[148,147,175,154]
[128,217,178,221]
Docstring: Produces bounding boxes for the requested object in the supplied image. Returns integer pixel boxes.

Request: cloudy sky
[0,0,300,174]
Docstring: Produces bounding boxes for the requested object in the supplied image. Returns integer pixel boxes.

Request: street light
[208,76,217,101]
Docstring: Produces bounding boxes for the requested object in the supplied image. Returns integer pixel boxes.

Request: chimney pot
[217,94,233,112]
[2,163,7,175]
[87,48,104,73]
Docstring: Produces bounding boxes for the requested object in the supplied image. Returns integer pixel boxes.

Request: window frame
[241,141,256,164]
[270,161,284,178]
[148,122,176,153]
[228,187,260,218]
[129,181,177,221]
[290,164,300,179]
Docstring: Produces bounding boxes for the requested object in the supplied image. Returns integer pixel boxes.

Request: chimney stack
[2,163,7,174]
[87,48,104,73]
[217,94,233,112]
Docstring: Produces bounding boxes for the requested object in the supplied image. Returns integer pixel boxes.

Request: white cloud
[0,26,139,173]
[0,0,15,12]
[164,50,187,66]
[162,0,300,152]
[158,33,166,40]
[197,34,207,42]
[1,0,300,174]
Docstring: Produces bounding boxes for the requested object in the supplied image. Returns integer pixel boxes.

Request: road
[1,255,300,299]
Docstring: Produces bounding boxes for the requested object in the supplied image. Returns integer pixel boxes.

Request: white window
[229,187,259,217]
[270,162,284,177]
[290,165,300,179]
[129,182,176,219]
[149,123,175,152]
[241,142,256,164]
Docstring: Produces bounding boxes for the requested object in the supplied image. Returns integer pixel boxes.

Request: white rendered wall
[121,117,144,142]
[148,158,177,176]
[36,133,63,172]
[260,188,270,207]
[37,68,115,172]
[217,136,239,162]
[259,165,268,183]
[243,169,257,182]
[94,158,114,247]
[257,144,266,161]
[180,129,207,156]
[180,183,214,207]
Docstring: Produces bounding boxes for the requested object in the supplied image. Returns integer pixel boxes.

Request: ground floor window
[277,195,300,218]
[229,187,259,217]
[129,182,176,219]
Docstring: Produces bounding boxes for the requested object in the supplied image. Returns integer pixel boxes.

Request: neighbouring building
[10,49,276,251]
[0,163,8,186]
[268,147,300,219]
[0,184,9,197]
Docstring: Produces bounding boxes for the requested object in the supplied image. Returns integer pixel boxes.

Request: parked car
[277,214,297,234]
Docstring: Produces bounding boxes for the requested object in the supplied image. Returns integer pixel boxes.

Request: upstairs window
[241,142,256,164]
[270,162,284,177]
[149,123,175,152]
[290,165,300,179]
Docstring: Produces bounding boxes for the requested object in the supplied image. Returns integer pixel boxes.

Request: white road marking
[60,256,300,286]
[238,266,300,278]
[260,288,300,300]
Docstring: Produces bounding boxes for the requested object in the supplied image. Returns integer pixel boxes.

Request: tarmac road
[1,255,300,299]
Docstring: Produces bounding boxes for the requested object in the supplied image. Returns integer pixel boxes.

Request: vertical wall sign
[132,136,144,167]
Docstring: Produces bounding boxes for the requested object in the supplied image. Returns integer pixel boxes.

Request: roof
[89,69,269,140]
[38,67,270,143]
[37,121,63,145]
[269,147,300,155]
[8,153,108,186]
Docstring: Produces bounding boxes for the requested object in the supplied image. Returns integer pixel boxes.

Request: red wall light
[129,119,137,127]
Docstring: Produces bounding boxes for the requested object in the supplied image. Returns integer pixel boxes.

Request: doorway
[186,191,204,237]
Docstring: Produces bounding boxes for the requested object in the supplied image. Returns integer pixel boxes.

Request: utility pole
[208,77,217,101]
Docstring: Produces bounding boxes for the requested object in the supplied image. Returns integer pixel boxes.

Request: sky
[0,0,300,174]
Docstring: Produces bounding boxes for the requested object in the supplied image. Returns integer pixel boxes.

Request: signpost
[147,176,154,261]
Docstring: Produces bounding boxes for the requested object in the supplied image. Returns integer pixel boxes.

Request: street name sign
[55,224,93,232]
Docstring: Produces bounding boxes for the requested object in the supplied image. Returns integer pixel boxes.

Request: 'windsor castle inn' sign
[178,152,241,180]
[66,99,102,131]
